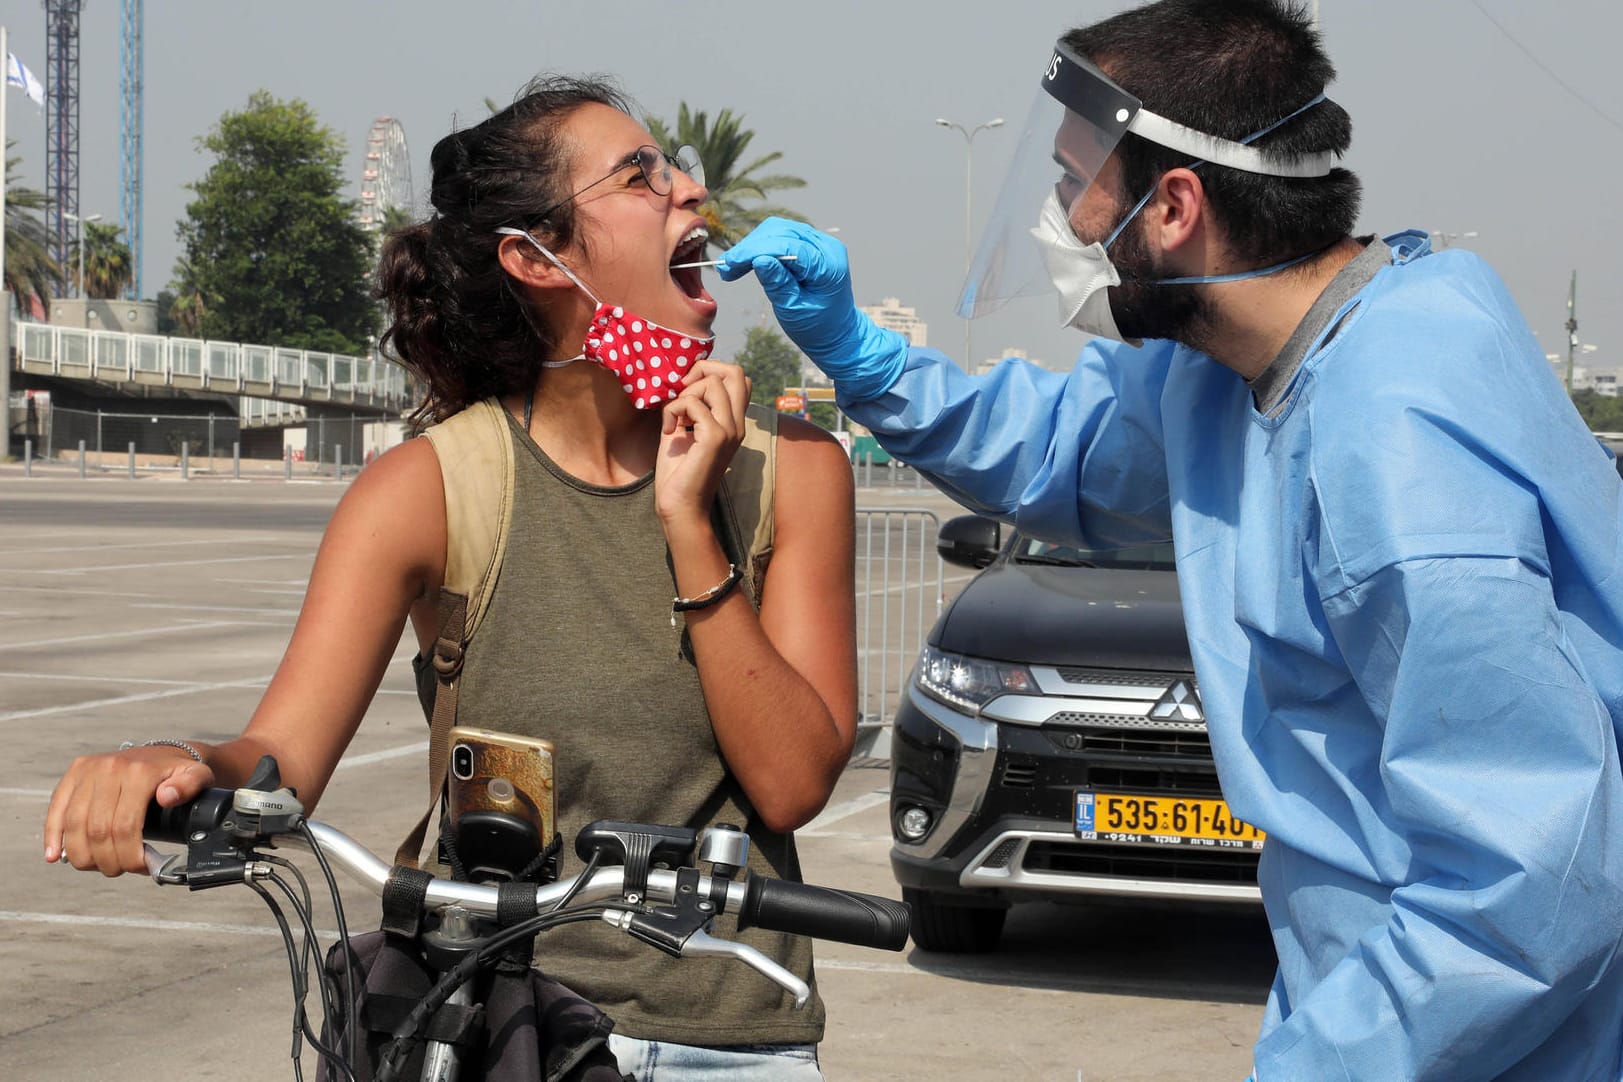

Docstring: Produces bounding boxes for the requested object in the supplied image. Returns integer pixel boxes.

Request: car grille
[1024,840,1260,885]
[1048,724,1214,760]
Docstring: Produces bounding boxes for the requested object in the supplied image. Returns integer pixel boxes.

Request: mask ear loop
[494,226,597,367]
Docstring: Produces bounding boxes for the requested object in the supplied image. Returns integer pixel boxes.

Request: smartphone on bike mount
[444,727,556,883]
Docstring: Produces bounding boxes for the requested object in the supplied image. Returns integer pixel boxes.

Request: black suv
[889,516,1264,952]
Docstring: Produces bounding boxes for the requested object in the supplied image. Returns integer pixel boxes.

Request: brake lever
[680,929,811,1008]
[143,842,188,886]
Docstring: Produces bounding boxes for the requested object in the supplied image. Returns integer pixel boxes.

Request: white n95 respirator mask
[1029,189,1133,344]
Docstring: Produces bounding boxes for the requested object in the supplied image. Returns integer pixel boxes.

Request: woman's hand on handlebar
[44,745,215,876]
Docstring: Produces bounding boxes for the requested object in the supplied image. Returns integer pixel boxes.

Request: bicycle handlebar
[143,790,911,953]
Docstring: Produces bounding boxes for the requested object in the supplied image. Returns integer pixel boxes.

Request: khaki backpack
[395,398,778,867]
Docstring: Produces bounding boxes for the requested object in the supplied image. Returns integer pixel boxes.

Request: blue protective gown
[843,232,1623,1080]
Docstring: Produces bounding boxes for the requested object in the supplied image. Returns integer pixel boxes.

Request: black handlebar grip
[143,788,231,844]
[737,876,911,951]
[143,799,194,844]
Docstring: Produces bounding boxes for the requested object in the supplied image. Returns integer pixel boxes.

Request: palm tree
[167,257,211,338]
[644,105,808,248]
[69,221,134,300]
[4,143,64,315]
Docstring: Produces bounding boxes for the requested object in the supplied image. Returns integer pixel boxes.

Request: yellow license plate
[1075,791,1264,849]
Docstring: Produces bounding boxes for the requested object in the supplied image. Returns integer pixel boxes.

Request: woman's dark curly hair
[378,75,630,425]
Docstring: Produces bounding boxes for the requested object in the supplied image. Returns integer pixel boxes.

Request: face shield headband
[957,41,1338,320]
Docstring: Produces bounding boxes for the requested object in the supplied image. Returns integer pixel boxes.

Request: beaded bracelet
[118,738,205,763]
[670,563,743,627]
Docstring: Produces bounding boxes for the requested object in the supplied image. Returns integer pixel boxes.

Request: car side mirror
[937,514,1002,570]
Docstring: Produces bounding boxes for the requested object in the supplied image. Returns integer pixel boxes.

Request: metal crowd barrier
[854,508,945,758]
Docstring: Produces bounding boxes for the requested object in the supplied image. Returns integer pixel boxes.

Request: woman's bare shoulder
[773,414,852,483]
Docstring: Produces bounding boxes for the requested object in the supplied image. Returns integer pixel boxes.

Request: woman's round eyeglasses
[527,144,703,229]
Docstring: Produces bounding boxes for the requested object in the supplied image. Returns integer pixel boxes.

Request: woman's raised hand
[44,745,215,876]
[655,360,752,527]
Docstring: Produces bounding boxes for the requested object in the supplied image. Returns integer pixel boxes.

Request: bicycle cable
[261,868,340,1057]
[260,856,340,1037]
[246,876,356,1082]
[299,818,359,1074]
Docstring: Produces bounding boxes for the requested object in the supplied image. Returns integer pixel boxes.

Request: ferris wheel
[358,117,414,232]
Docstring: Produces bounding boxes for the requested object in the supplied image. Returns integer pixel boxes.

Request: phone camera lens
[451,744,474,780]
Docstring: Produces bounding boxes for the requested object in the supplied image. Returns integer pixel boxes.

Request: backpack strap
[394,399,515,868]
[718,404,778,607]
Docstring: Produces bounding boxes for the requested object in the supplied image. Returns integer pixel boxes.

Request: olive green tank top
[430,413,824,1046]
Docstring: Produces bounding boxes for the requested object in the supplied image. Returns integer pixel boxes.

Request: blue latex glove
[718,218,909,402]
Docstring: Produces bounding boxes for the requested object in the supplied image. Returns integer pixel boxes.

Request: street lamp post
[62,211,103,300]
[936,116,1004,370]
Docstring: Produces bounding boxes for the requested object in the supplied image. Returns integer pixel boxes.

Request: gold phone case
[447,727,556,844]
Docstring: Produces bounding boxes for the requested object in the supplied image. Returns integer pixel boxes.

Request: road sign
[776,394,807,413]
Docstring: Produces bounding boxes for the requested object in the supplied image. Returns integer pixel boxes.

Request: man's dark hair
[1066,0,1361,266]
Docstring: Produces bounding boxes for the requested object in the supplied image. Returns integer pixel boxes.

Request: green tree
[1572,389,1623,433]
[379,204,415,236]
[807,402,839,432]
[733,325,803,409]
[645,105,808,248]
[3,143,64,313]
[176,90,379,354]
[68,221,134,300]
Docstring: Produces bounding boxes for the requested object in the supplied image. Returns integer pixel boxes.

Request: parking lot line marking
[132,603,302,616]
[811,957,1263,1000]
[42,554,311,575]
[4,584,164,599]
[0,671,214,687]
[0,910,333,940]
[0,676,272,723]
[0,787,53,798]
[0,621,244,650]
[336,741,429,770]
[802,790,890,832]
[11,537,279,557]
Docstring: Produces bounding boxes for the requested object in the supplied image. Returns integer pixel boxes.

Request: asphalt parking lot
[0,468,1273,1080]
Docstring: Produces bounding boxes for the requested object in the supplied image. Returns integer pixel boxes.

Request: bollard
[128,442,136,480]
[862,452,873,489]
[284,445,292,481]
[233,442,241,481]
[181,443,190,481]
[78,440,86,479]
[914,463,923,491]
[335,444,344,482]
[24,438,32,478]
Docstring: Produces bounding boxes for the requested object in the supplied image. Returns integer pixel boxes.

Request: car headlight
[915,645,1036,712]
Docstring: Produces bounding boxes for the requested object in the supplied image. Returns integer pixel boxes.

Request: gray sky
[5,0,1620,377]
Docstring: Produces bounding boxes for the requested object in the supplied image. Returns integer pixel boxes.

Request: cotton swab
[670,255,799,270]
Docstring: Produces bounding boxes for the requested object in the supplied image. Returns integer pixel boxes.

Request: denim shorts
[607,1034,822,1081]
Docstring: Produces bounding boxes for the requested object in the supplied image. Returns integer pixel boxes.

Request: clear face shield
[957,42,1335,321]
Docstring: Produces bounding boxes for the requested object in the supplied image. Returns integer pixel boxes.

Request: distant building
[1553,362,1621,397]
[974,348,1058,376]
[859,297,927,348]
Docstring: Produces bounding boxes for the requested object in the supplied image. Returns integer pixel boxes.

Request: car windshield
[1008,534,1177,571]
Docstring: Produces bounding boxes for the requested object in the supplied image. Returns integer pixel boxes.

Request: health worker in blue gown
[720,2,1623,1079]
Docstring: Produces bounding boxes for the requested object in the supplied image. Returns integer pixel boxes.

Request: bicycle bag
[317,929,632,1082]
[395,398,779,868]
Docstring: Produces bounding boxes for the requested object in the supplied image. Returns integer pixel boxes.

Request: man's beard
[1105,217,1212,348]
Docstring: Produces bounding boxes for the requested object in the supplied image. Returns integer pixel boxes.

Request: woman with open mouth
[43,74,858,1080]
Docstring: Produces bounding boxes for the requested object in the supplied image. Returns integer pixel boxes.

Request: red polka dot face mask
[584,304,712,410]
[496,226,716,410]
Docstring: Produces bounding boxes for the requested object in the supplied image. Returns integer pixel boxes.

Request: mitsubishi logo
[1150,680,1203,721]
